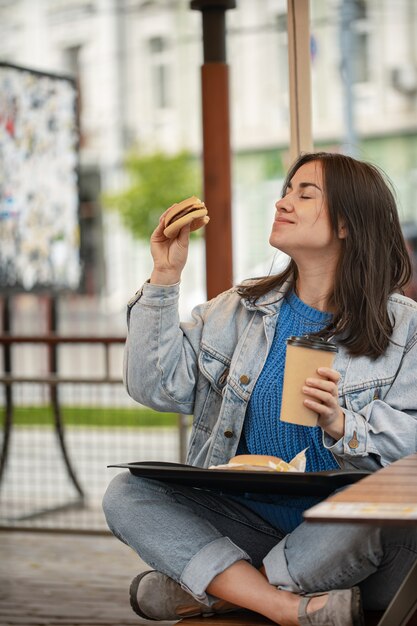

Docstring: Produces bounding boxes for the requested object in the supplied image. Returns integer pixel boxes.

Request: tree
[103,150,202,240]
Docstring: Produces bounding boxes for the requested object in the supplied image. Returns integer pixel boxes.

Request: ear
[338,223,348,239]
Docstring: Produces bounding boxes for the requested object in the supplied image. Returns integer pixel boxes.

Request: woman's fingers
[303,385,334,404]
[176,222,191,247]
[302,367,344,433]
[299,369,345,437]
[151,205,180,240]
[303,368,338,408]
[317,367,340,382]
[305,378,337,395]
[303,386,340,417]
[151,219,168,243]
[150,218,190,274]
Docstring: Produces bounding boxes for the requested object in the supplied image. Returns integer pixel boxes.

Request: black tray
[108,461,370,496]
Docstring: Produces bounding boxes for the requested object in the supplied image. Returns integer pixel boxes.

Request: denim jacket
[124,281,417,472]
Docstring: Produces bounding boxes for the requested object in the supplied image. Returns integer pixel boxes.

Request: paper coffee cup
[280,335,338,427]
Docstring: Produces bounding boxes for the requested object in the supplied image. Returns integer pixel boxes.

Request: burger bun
[209,453,299,472]
[163,196,209,239]
[228,455,283,468]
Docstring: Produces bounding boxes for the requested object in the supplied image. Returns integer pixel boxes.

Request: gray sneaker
[129,570,238,621]
[298,587,364,626]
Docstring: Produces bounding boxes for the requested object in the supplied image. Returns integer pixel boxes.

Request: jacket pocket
[198,346,231,396]
[345,387,375,413]
[344,381,390,414]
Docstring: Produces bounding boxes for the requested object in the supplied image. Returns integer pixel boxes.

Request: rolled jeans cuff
[263,535,302,593]
[180,537,251,605]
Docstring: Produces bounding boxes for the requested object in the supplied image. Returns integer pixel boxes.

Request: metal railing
[0,334,189,532]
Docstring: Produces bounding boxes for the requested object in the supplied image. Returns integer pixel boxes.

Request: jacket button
[239,374,250,385]
[218,368,229,386]
[224,430,234,438]
[348,430,359,449]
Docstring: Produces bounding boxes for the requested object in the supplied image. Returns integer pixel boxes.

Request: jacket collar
[240,279,291,314]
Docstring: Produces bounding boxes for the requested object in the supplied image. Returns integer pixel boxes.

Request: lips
[274,218,294,225]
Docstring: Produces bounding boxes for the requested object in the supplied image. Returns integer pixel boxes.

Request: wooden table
[304,453,417,626]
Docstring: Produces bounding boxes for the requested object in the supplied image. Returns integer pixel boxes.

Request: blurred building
[0,0,416,332]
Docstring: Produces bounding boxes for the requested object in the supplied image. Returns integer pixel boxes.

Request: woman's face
[269,160,344,261]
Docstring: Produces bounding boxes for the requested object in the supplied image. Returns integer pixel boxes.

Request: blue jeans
[102,471,417,610]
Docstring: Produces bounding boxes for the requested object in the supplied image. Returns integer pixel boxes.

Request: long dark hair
[237,152,412,359]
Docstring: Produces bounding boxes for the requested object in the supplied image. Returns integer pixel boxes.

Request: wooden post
[191,0,236,299]
[287,0,313,162]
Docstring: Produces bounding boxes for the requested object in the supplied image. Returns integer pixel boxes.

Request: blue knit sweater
[234,291,339,533]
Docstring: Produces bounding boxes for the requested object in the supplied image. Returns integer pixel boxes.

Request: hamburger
[163,196,209,239]
[210,454,298,473]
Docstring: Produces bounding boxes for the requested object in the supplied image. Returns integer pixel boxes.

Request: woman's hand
[302,367,345,440]
[149,206,191,285]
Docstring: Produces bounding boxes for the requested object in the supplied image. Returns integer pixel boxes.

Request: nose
[275,194,293,213]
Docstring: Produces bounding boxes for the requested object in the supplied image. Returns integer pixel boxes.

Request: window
[352,0,370,84]
[148,35,171,110]
[275,12,289,106]
[78,167,104,295]
[63,46,84,144]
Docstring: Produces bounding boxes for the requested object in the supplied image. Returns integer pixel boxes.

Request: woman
[103,152,417,626]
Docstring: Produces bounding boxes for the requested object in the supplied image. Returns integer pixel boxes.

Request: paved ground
[0,531,272,626]
[1,531,415,626]
[0,530,170,626]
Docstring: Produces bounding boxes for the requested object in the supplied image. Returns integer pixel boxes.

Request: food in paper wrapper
[210,449,307,473]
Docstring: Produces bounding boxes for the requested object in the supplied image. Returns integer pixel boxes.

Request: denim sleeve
[323,333,417,471]
[123,281,209,414]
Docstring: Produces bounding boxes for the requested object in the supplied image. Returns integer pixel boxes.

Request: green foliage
[13,406,182,427]
[103,150,202,240]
